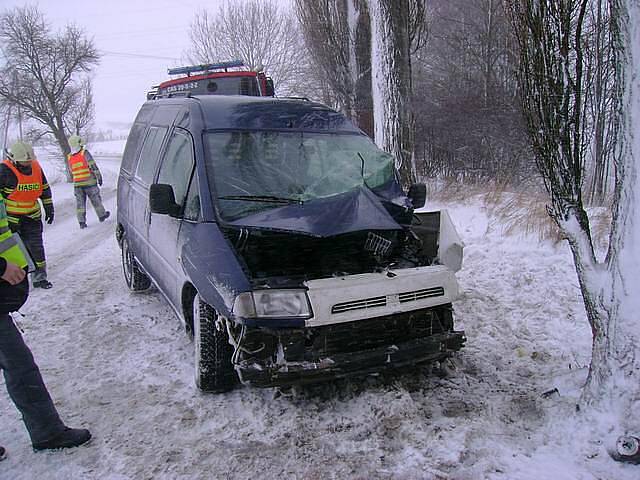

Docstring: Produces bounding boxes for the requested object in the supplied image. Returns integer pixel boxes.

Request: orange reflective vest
[1,159,43,216]
[67,149,93,184]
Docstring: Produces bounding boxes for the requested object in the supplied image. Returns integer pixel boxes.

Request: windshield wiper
[218,195,304,205]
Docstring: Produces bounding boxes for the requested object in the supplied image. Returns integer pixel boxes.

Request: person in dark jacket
[67,135,110,229]
[0,190,91,458]
[0,141,54,289]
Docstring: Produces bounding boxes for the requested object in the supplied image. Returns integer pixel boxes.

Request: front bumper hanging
[236,328,466,388]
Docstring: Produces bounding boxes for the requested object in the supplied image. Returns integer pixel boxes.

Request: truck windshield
[205,131,395,220]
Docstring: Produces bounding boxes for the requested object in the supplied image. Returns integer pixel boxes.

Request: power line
[100,50,180,61]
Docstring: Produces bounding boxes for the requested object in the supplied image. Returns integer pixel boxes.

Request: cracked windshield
[206,131,394,220]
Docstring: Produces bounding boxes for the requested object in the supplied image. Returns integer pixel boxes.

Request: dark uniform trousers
[0,313,64,443]
[9,216,47,282]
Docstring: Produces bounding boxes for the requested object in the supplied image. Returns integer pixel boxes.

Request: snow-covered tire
[193,295,236,393]
[121,235,151,291]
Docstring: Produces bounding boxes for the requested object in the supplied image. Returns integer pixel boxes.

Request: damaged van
[116,95,465,392]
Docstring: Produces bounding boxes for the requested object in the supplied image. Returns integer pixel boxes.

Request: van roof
[189,95,363,133]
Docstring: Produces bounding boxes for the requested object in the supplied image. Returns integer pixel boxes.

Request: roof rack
[168,60,245,76]
[147,90,194,101]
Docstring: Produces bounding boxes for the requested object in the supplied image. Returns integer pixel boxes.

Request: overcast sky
[2,0,230,129]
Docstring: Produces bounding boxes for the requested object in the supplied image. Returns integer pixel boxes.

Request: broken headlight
[233,290,312,319]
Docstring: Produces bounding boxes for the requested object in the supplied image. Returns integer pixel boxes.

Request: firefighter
[67,135,110,229]
[0,141,54,289]
[0,191,91,455]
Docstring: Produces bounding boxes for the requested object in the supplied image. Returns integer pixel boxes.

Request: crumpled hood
[226,187,405,237]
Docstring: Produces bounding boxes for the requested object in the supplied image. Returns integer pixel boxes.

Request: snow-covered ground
[0,140,635,479]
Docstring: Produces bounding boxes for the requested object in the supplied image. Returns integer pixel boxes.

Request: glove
[98,176,103,187]
[45,208,54,224]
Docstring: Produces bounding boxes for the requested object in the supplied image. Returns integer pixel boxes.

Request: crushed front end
[232,303,465,388]
[227,262,466,388]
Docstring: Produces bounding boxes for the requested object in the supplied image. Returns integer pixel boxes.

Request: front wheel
[193,295,236,393]
[121,235,151,291]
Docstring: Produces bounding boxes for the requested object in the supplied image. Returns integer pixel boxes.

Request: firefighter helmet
[68,135,84,150]
[7,141,33,163]
[25,143,36,160]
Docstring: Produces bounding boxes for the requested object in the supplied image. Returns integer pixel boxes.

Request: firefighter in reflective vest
[0,141,54,289]
[67,135,110,229]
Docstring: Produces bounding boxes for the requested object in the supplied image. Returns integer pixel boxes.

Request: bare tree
[582,0,617,204]
[65,78,95,136]
[187,0,313,97]
[507,0,640,443]
[412,0,530,184]
[0,5,99,162]
[295,0,374,136]
[296,0,426,186]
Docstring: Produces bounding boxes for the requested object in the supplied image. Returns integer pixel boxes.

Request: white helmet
[7,141,33,163]
[69,135,85,151]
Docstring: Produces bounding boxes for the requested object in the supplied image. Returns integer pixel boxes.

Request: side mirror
[149,183,180,216]
[265,77,275,97]
[408,183,427,209]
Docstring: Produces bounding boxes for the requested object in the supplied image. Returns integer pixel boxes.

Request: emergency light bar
[168,60,245,76]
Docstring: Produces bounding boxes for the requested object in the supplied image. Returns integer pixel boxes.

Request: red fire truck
[147,60,274,100]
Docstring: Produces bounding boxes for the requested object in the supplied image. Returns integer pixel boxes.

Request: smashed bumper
[236,330,466,388]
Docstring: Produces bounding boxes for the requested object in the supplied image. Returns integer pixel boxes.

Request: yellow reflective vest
[0,193,28,269]
[67,149,95,186]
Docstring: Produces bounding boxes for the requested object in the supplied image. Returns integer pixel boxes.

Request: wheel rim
[122,238,133,284]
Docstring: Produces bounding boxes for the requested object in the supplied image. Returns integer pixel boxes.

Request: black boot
[99,211,110,222]
[33,280,53,289]
[32,427,91,451]
[0,445,6,461]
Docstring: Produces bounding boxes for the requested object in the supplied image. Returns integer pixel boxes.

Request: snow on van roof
[193,95,363,132]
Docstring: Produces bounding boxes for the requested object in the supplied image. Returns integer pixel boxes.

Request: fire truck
[147,60,275,100]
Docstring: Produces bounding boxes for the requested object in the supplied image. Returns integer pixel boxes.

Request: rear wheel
[193,295,236,392]
[121,235,151,291]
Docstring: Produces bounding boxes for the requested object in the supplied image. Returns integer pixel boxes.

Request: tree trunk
[369,0,415,188]
[587,0,640,432]
[348,0,374,138]
[52,114,72,182]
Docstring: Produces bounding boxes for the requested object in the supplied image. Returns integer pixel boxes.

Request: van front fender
[180,222,251,320]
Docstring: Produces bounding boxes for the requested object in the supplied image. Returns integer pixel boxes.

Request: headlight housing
[233,289,312,319]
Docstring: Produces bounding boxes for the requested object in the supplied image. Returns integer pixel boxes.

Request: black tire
[121,235,151,291]
[193,295,236,392]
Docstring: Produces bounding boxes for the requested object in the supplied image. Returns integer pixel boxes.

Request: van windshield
[204,131,395,220]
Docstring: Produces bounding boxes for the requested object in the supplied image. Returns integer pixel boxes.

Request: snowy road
[0,153,636,479]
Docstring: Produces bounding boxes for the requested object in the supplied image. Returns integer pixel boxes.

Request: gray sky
[3,0,227,129]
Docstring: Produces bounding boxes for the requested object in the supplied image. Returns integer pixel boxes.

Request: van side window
[121,122,146,173]
[136,126,168,184]
[156,129,194,208]
[183,172,200,221]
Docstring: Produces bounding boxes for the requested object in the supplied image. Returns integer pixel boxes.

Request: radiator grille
[331,286,445,314]
[331,295,386,314]
[399,287,445,303]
